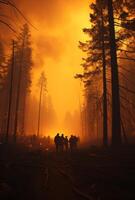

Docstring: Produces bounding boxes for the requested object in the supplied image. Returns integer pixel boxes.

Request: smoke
[1,0,91,135]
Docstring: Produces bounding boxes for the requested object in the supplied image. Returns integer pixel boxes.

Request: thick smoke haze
[1,0,91,135]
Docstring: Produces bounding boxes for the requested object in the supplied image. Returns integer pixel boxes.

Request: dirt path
[1,146,135,200]
[44,153,83,200]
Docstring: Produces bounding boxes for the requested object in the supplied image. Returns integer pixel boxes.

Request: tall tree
[37,72,47,137]
[13,24,32,142]
[76,1,110,145]
[5,40,15,143]
[107,0,122,146]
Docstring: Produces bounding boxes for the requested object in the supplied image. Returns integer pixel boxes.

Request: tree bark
[13,37,25,143]
[101,7,108,147]
[107,0,122,146]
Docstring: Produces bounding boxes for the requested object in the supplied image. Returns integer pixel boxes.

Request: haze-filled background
[1,0,90,136]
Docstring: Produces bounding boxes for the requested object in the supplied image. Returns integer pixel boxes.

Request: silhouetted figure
[64,136,69,152]
[69,135,79,152]
[74,136,79,150]
[54,133,61,152]
[60,134,65,152]
[69,135,74,152]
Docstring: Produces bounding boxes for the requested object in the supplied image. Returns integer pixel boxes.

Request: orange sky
[3,0,91,129]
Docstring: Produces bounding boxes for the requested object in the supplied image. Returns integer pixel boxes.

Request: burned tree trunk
[107,0,122,146]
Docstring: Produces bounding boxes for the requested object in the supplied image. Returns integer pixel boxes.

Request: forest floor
[0,144,135,200]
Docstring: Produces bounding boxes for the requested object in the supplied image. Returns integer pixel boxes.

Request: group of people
[54,133,79,152]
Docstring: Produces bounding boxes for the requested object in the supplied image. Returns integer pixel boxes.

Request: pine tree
[113,0,135,142]
[107,0,122,146]
[37,72,47,137]
[76,1,110,145]
[13,23,32,141]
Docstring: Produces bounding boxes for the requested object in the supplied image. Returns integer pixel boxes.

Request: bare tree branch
[7,1,38,30]
[118,48,135,53]
[0,0,38,30]
[0,19,16,33]
[118,57,135,62]
[119,84,135,95]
